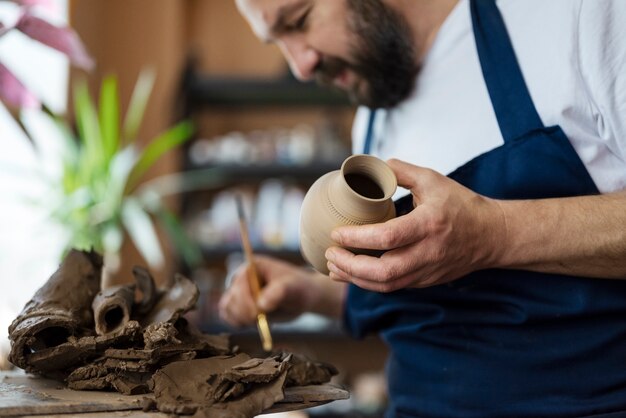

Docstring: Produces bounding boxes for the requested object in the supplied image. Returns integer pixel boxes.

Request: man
[219,0,626,416]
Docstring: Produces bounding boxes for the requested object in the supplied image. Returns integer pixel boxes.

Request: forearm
[493,190,626,278]
[307,272,348,319]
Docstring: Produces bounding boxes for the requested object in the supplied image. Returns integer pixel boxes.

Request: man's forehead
[236,0,308,41]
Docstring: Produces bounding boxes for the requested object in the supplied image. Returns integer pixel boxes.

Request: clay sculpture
[8,250,226,385]
[299,154,397,274]
[7,249,341,417]
[92,284,136,335]
[8,249,103,373]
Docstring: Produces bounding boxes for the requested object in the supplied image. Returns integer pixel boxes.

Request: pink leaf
[0,22,9,38]
[15,12,94,70]
[0,63,40,108]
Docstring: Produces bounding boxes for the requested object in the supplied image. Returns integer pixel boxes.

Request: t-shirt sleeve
[577,0,626,166]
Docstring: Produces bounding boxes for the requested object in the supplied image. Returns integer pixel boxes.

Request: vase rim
[340,154,397,201]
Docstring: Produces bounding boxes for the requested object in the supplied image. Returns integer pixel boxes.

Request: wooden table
[0,371,349,417]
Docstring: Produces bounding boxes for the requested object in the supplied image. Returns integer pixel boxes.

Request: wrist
[308,272,347,319]
[480,197,510,270]
[489,198,551,271]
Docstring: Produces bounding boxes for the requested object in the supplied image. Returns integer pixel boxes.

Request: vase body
[300,154,397,274]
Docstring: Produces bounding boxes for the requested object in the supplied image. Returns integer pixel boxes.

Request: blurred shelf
[180,160,343,187]
[199,244,304,263]
[199,321,346,339]
[183,74,352,109]
[177,61,354,335]
[184,161,343,179]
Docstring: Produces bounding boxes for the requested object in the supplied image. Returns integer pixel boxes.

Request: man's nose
[278,38,320,81]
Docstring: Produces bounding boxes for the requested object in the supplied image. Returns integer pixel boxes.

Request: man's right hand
[218,255,347,328]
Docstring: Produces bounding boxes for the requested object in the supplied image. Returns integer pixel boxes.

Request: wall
[185,0,286,76]
[70,0,188,286]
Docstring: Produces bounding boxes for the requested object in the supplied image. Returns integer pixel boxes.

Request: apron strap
[363,109,377,155]
[470,0,544,142]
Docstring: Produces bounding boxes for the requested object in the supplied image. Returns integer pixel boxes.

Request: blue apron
[344,1,626,417]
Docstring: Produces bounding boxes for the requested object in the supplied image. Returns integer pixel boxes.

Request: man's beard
[314,0,418,109]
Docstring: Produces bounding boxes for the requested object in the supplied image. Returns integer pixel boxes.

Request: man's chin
[349,86,386,109]
[315,78,360,103]
[360,82,416,109]
[337,87,379,108]
[340,80,377,108]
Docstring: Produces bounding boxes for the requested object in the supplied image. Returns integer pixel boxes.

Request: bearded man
[220,1,626,416]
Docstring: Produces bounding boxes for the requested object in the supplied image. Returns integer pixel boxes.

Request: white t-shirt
[352,0,626,194]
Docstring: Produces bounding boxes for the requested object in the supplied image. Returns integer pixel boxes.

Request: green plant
[25,70,202,270]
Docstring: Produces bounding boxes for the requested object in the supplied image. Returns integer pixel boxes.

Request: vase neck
[328,172,392,223]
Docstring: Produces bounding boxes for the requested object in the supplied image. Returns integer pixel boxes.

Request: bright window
[0,0,69,364]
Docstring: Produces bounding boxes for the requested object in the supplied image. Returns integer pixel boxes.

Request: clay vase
[299,154,397,275]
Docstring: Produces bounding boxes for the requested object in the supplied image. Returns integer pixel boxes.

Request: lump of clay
[67,361,152,395]
[149,353,288,418]
[276,351,339,387]
[25,320,142,375]
[64,318,230,395]
[8,250,102,373]
[147,351,339,418]
[92,267,199,337]
[8,250,228,385]
[92,284,136,335]
[7,249,344,417]
[143,322,181,349]
[139,273,199,327]
[132,266,158,316]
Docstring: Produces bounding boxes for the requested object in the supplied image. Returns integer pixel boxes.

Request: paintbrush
[235,195,273,352]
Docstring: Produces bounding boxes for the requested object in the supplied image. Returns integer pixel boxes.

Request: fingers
[218,271,257,327]
[325,245,427,292]
[218,256,297,327]
[323,160,481,292]
[331,159,443,251]
[386,158,442,194]
[257,279,287,312]
[332,214,426,251]
[386,158,419,190]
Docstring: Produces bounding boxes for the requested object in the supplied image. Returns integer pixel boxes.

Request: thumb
[251,255,280,285]
[257,279,287,313]
[386,158,432,192]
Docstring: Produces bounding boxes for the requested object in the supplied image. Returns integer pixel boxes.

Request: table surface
[0,371,349,417]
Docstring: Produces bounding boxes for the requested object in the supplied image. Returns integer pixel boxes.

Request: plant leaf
[154,206,202,268]
[132,168,226,201]
[121,197,164,268]
[40,109,81,193]
[99,75,120,161]
[0,62,39,108]
[90,145,140,224]
[101,223,123,255]
[0,22,9,38]
[73,79,102,180]
[126,120,194,191]
[110,145,140,197]
[122,68,155,144]
[15,12,94,70]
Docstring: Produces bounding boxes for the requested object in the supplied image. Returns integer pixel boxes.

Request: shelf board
[200,244,304,263]
[184,161,343,182]
[184,76,352,108]
[199,322,346,339]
